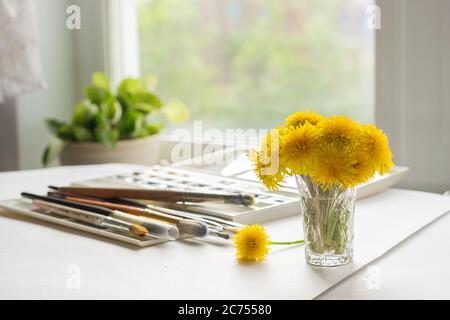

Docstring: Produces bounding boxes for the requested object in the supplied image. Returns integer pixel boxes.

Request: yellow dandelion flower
[318,115,360,150]
[234,224,270,262]
[259,126,285,158]
[351,158,376,185]
[280,123,320,175]
[250,111,394,191]
[248,149,285,191]
[285,111,325,127]
[310,145,358,188]
[358,124,394,175]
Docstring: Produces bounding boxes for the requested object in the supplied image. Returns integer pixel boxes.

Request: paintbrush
[88,195,241,236]
[31,199,151,239]
[105,197,243,234]
[144,203,242,235]
[22,192,179,240]
[49,186,255,206]
[48,191,236,238]
[48,192,215,239]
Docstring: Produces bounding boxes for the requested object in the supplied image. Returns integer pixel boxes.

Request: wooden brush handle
[57,186,254,205]
[223,226,241,234]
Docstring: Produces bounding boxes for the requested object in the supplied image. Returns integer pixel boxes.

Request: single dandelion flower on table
[284,111,325,127]
[233,225,304,263]
[234,224,271,262]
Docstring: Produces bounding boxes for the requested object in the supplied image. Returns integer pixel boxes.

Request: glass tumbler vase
[297,176,356,267]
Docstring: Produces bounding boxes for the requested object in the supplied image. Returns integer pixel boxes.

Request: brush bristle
[178,220,208,237]
[242,195,255,206]
[130,224,148,237]
[225,194,255,206]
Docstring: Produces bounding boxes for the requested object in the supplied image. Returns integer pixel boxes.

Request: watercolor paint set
[74,165,301,224]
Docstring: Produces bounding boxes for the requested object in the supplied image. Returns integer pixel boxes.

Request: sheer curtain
[0,0,46,103]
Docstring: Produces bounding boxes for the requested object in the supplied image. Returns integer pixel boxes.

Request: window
[137,0,374,129]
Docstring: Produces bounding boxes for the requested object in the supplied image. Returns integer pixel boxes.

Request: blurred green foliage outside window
[138,0,374,130]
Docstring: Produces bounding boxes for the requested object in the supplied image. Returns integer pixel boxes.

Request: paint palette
[75,165,301,224]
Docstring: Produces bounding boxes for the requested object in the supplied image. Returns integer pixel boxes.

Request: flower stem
[270,240,304,245]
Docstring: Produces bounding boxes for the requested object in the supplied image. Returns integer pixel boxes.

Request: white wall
[16,0,78,169]
[16,0,105,169]
[376,0,450,193]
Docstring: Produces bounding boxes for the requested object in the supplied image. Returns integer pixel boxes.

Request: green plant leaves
[118,110,144,138]
[84,86,111,105]
[136,92,162,110]
[73,125,93,141]
[92,72,110,90]
[145,123,163,136]
[43,72,188,165]
[117,78,162,114]
[95,126,119,149]
[56,123,74,141]
[45,118,66,135]
[84,73,112,105]
[42,142,63,167]
[94,112,119,148]
[100,97,122,125]
[117,78,142,97]
[72,100,99,128]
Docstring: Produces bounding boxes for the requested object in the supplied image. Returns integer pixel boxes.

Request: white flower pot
[60,135,161,166]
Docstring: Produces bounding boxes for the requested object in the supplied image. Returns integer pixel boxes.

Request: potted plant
[42,72,189,166]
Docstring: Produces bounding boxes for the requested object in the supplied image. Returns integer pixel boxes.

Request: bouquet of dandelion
[249,111,393,266]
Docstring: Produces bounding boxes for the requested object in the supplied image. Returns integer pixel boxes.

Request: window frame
[102,0,140,87]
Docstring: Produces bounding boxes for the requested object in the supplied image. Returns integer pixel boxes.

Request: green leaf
[100,98,122,125]
[72,126,93,142]
[162,99,190,123]
[135,92,163,109]
[42,142,63,167]
[45,118,66,136]
[84,85,111,105]
[117,78,142,97]
[134,102,154,113]
[56,124,74,141]
[72,100,99,127]
[118,110,143,138]
[95,127,119,149]
[109,128,120,147]
[146,123,163,135]
[116,96,130,112]
[137,122,163,138]
[92,72,110,90]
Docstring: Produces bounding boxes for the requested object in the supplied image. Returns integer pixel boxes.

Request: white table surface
[1,164,449,299]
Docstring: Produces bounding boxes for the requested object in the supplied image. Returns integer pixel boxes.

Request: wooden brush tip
[130,224,148,237]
